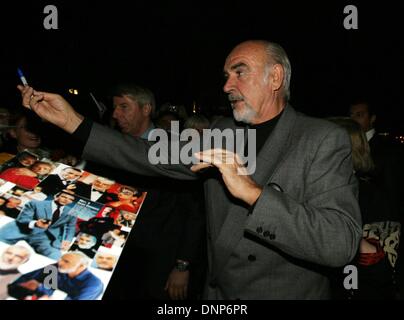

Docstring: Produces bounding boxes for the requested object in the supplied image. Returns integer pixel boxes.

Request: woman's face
[118,189,134,201]
[32,164,52,176]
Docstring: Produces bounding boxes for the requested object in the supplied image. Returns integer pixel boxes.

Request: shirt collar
[141,123,155,140]
[366,128,376,141]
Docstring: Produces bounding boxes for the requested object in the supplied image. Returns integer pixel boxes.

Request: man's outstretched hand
[17,85,84,133]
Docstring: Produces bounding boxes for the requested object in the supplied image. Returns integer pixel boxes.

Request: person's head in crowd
[0,244,31,271]
[349,101,376,133]
[5,197,22,209]
[17,152,39,167]
[184,114,210,134]
[30,161,53,177]
[110,83,156,137]
[94,252,117,271]
[328,117,374,175]
[0,108,10,128]
[155,110,182,131]
[57,251,89,276]
[59,167,82,182]
[223,40,291,124]
[158,103,188,122]
[7,111,43,153]
[54,191,75,206]
[92,177,115,193]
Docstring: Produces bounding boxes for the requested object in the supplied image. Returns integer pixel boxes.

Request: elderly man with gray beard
[8,251,103,300]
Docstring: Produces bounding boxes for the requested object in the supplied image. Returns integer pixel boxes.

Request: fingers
[18,85,42,110]
[190,162,213,172]
[167,284,186,300]
[29,93,45,109]
[19,85,34,108]
[195,149,240,168]
[17,85,47,110]
[165,278,187,300]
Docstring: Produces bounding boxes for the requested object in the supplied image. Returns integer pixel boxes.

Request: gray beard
[0,261,19,271]
[58,265,79,274]
[233,102,258,124]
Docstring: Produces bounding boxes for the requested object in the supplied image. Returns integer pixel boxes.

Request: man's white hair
[262,41,292,102]
[63,251,90,268]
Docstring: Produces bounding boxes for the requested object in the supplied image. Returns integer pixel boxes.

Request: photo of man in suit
[0,191,77,260]
[70,176,118,203]
[19,40,362,299]
[38,166,83,196]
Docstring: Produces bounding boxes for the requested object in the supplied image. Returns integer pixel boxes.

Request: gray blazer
[83,105,362,299]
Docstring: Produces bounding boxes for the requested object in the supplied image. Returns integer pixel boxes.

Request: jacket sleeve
[82,122,198,180]
[16,201,37,226]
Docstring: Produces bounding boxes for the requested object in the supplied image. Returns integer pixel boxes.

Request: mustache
[228,94,244,102]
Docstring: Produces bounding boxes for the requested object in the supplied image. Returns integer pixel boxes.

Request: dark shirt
[248,109,283,154]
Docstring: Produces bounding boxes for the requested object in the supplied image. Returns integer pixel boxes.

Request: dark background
[1,0,403,133]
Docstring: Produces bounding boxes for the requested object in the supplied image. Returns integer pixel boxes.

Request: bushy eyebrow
[224,62,248,77]
[230,62,248,71]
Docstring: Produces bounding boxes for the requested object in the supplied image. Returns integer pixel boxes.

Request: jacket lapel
[211,105,297,280]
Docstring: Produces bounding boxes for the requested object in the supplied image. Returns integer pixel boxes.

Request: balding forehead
[225,42,268,68]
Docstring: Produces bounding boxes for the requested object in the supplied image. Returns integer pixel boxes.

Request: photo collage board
[0,151,146,300]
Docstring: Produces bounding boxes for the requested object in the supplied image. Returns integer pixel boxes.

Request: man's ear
[142,103,152,116]
[269,64,284,92]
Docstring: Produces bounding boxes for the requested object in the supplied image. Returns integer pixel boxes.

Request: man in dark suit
[19,40,361,299]
[350,101,404,298]
[71,176,118,203]
[38,166,83,196]
[350,101,404,204]
[0,191,77,260]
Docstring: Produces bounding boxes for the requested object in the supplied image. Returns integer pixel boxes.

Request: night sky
[1,1,403,133]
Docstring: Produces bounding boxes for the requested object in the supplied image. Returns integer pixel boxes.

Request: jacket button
[263,231,270,237]
[269,234,276,240]
[256,227,263,233]
[248,254,256,262]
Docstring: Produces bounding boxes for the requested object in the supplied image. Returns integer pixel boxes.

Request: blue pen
[17,67,28,86]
